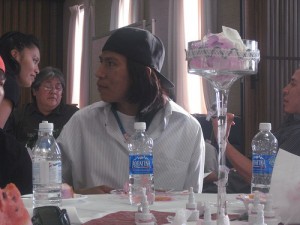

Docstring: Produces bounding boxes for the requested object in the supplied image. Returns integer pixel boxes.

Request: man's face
[95,51,130,103]
[283,69,300,114]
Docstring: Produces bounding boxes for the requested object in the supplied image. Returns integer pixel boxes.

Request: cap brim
[154,69,174,89]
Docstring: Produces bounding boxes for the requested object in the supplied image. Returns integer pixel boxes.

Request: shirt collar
[28,102,63,116]
[98,99,189,132]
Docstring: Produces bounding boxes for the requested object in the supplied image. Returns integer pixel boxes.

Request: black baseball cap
[102,27,174,89]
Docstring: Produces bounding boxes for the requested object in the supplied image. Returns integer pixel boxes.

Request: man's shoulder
[167,100,199,124]
[60,103,79,114]
[71,101,109,118]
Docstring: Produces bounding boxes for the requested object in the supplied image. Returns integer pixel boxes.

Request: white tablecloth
[23,193,247,225]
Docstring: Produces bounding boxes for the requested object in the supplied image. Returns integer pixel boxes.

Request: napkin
[168,209,192,225]
[270,149,300,224]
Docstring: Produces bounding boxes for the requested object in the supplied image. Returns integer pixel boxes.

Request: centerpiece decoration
[186,26,260,225]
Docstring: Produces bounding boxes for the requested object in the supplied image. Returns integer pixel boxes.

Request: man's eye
[106,60,116,67]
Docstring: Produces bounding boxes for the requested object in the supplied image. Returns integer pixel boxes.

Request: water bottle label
[33,160,62,184]
[129,154,153,175]
[252,154,275,175]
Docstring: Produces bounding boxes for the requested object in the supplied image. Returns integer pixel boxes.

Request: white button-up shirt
[57,100,205,192]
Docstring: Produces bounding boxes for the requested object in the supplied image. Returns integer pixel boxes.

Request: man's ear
[145,67,152,76]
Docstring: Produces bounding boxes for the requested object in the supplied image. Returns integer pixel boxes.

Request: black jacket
[0,129,32,195]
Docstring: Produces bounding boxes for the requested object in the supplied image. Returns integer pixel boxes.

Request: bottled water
[251,123,278,193]
[128,122,154,205]
[32,121,62,207]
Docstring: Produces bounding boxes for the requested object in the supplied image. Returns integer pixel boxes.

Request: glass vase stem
[215,88,229,224]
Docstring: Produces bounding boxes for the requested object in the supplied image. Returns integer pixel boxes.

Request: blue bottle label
[252,154,276,175]
[129,154,153,175]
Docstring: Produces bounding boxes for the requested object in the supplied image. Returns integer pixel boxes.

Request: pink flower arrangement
[188,26,248,71]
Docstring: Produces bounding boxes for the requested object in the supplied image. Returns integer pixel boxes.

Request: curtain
[80,0,95,107]
[201,0,218,112]
[131,0,144,23]
[110,0,119,30]
[66,0,95,108]
[110,0,143,30]
[168,0,207,114]
[66,5,80,104]
[167,0,189,110]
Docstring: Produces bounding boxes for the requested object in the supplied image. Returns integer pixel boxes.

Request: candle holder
[186,39,260,225]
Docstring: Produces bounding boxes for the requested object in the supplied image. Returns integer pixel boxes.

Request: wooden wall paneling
[243,0,268,155]
[243,0,300,156]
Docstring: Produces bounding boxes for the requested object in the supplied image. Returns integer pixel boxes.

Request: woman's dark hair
[122,59,169,128]
[0,31,40,76]
[31,66,65,102]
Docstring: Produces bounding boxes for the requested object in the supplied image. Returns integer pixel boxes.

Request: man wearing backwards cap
[0,56,32,195]
[57,27,205,194]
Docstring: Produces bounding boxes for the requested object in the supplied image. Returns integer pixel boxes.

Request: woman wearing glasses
[5,66,78,150]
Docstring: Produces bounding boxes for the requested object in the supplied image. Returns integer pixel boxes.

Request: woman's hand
[212,113,235,142]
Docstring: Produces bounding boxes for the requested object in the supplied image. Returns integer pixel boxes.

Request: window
[184,0,207,114]
[71,7,84,106]
[118,0,131,27]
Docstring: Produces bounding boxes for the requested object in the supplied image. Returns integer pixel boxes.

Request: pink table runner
[83,210,175,225]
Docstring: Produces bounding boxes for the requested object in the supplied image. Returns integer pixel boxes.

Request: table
[23,193,247,225]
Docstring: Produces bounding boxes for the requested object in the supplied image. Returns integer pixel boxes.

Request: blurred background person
[0,31,40,128]
[0,55,32,195]
[5,66,78,150]
[210,67,300,189]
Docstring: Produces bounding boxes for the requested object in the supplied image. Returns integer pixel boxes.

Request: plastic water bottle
[32,121,62,207]
[128,122,154,205]
[251,123,278,193]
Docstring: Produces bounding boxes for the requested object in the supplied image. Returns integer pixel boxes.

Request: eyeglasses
[41,84,63,92]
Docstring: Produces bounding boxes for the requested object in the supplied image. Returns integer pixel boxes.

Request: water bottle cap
[259,123,271,131]
[39,121,54,132]
[134,122,146,130]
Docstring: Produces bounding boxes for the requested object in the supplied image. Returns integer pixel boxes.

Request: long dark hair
[123,59,169,128]
[0,31,40,76]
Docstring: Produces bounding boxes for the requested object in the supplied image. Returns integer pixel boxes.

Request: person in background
[0,55,32,195]
[212,67,300,185]
[0,31,40,128]
[203,142,218,183]
[5,66,79,150]
[57,27,206,194]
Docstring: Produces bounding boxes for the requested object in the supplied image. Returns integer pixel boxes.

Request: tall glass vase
[186,40,260,224]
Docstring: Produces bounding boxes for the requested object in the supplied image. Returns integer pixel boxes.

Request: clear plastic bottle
[32,121,62,207]
[251,123,278,193]
[128,122,154,205]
